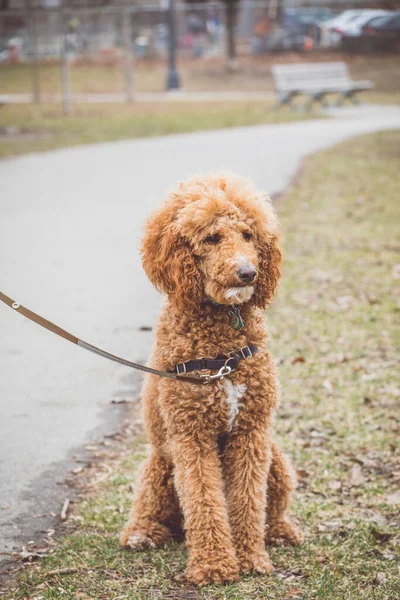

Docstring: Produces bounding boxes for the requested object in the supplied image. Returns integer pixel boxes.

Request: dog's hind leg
[120,450,181,550]
[265,441,304,546]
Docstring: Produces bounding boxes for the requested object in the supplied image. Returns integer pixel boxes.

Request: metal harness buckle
[200,364,232,384]
[176,362,187,375]
[240,345,253,359]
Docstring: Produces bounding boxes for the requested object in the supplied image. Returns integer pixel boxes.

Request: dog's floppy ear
[253,233,282,308]
[141,199,203,310]
[248,195,281,308]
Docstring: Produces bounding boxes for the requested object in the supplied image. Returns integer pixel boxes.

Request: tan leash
[0,291,210,385]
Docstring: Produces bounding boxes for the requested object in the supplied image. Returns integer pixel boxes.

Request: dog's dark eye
[242,231,252,241]
[204,233,221,244]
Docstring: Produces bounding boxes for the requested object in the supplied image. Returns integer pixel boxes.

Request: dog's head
[141,173,281,310]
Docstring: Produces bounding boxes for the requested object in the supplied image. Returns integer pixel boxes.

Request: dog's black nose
[237,266,256,283]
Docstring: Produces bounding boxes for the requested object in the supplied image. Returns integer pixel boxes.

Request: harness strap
[175,345,258,375]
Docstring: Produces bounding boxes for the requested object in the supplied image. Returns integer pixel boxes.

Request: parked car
[339,10,391,39]
[318,10,367,47]
[317,10,389,48]
[343,12,400,53]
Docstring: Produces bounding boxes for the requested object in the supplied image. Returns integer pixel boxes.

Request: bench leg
[304,96,313,111]
[336,91,347,107]
[319,93,330,108]
[274,94,285,109]
[350,92,361,105]
[304,92,329,112]
[274,93,295,110]
[304,93,319,111]
[337,90,361,107]
[315,92,329,108]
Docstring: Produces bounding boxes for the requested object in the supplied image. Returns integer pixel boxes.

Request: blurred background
[0,0,399,114]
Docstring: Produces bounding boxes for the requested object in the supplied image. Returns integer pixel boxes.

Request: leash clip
[200,363,232,384]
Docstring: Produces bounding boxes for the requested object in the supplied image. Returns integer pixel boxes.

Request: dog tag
[229,306,244,331]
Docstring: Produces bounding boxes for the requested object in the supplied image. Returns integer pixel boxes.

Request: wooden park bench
[272,62,373,110]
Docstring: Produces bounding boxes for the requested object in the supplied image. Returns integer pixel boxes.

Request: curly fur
[120,172,303,585]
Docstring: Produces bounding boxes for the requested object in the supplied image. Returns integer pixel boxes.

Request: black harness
[175,345,258,376]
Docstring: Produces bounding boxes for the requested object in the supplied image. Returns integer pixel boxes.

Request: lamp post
[165,0,181,91]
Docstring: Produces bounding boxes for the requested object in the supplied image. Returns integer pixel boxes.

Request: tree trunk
[225,0,237,64]
[122,3,134,102]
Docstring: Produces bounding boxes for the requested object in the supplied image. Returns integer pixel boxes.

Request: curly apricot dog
[120,173,303,585]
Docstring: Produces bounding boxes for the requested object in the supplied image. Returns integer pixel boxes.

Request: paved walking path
[2,90,274,104]
[1,104,399,559]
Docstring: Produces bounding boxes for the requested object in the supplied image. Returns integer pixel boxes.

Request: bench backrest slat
[272,62,352,92]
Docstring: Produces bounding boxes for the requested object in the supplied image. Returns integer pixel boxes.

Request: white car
[319,10,389,47]
[319,10,366,47]
[341,10,391,37]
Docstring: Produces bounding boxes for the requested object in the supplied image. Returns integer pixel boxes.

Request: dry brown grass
[0,101,317,159]
[0,53,398,96]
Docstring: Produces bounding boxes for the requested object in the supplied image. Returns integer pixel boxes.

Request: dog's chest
[222,379,247,430]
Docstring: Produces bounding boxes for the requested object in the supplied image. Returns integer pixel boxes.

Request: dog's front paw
[238,550,274,575]
[186,555,240,586]
[120,522,172,550]
[265,520,304,546]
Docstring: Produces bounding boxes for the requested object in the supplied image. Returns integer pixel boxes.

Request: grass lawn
[0,101,316,159]
[2,131,400,600]
[0,54,399,96]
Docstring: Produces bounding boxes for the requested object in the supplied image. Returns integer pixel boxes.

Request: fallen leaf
[287,587,303,597]
[382,552,396,560]
[315,553,328,564]
[330,480,342,491]
[292,356,306,365]
[392,263,400,279]
[336,295,354,309]
[46,567,79,577]
[60,498,70,522]
[310,428,329,439]
[348,464,365,487]
[326,353,349,364]
[386,491,400,505]
[365,293,379,305]
[323,379,333,393]
[17,546,50,562]
[324,521,342,531]
[296,469,309,479]
[373,572,386,585]
[362,373,377,381]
